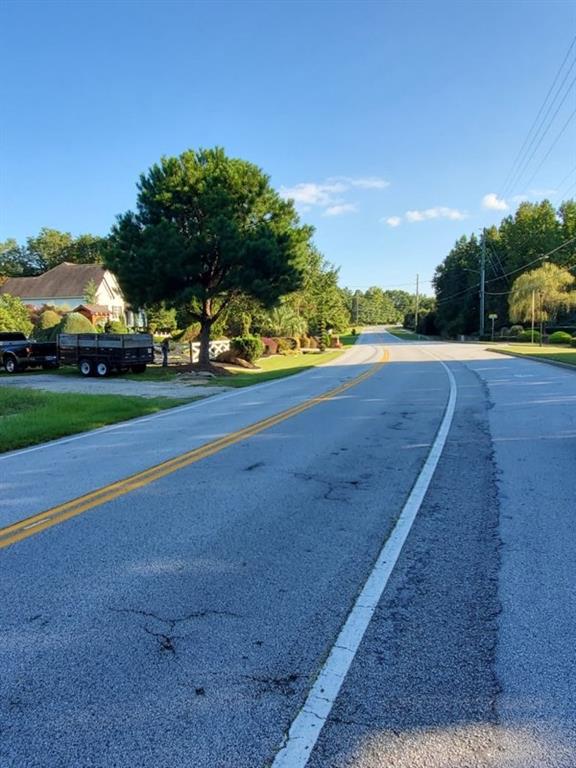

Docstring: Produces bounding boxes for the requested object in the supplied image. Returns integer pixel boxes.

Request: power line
[486,258,576,298]
[484,235,576,286]
[500,34,576,197]
[434,236,576,305]
[556,165,576,193]
[524,105,576,190]
[507,72,576,195]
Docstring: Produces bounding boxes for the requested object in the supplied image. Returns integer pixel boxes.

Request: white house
[0,262,144,327]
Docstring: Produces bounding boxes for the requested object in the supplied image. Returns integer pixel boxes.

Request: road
[1,328,575,767]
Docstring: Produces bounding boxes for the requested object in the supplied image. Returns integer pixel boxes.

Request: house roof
[0,263,108,299]
[73,304,111,314]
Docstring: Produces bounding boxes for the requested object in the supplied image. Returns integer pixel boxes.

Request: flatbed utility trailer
[58,333,154,377]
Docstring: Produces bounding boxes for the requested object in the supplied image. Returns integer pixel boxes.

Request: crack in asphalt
[291,472,369,503]
[244,673,301,697]
[109,606,241,655]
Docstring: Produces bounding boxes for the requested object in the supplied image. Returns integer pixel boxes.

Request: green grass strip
[0,388,192,453]
[487,344,576,368]
[385,326,422,341]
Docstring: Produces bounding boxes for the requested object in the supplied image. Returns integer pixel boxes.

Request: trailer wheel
[130,364,147,374]
[3,354,20,374]
[95,360,110,377]
[79,359,93,377]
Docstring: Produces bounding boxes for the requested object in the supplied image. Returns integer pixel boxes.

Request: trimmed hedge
[59,312,96,334]
[231,335,264,362]
[548,331,573,345]
[517,330,541,342]
[261,336,279,356]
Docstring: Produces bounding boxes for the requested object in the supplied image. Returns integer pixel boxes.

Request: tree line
[432,200,576,337]
[0,229,107,275]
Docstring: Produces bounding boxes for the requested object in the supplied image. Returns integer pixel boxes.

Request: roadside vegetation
[432,199,576,339]
[488,344,576,368]
[123,332,360,386]
[0,388,191,453]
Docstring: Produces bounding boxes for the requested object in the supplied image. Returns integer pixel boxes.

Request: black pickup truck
[0,332,59,374]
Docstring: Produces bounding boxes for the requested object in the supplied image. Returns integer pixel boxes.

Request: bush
[509,325,524,336]
[105,319,128,334]
[517,330,541,342]
[276,337,297,354]
[306,336,320,349]
[0,294,33,335]
[548,331,573,345]
[571,337,576,348]
[288,336,300,350]
[231,335,264,362]
[261,336,279,355]
[173,324,201,342]
[500,327,510,338]
[39,309,61,331]
[59,312,96,334]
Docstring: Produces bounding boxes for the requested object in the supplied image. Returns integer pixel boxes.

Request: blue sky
[1,0,575,295]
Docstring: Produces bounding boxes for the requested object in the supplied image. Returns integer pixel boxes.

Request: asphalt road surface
[1,328,574,767]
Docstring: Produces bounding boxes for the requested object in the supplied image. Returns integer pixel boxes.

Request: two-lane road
[1,329,575,767]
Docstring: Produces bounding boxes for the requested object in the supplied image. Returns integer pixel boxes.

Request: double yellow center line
[1,351,389,550]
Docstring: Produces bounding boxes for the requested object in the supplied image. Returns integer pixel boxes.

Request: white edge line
[0,339,380,462]
[271,350,457,768]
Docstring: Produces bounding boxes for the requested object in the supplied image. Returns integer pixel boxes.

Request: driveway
[0,371,232,399]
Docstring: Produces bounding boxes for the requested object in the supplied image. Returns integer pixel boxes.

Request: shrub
[105,319,128,334]
[261,336,279,355]
[0,294,33,335]
[231,335,264,362]
[571,337,576,348]
[548,331,573,345]
[276,337,297,354]
[306,336,320,349]
[173,324,201,342]
[288,336,300,350]
[500,327,510,338]
[517,330,541,342]
[509,325,524,336]
[39,309,61,331]
[59,312,96,334]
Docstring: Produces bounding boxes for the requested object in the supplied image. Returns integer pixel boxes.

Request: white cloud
[323,203,358,217]
[385,216,402,227]
[279,181,346,206]
[280,174,389,217]
[482,193,508,211]
[405,206,467,222]
[342,176,390,189]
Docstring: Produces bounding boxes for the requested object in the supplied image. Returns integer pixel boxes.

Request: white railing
[164,339,231,364]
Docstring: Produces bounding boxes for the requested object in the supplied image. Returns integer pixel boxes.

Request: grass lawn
[210,349,350,388]
[385,326,422,341]
[488,344,576,368]
[0,388,192,453]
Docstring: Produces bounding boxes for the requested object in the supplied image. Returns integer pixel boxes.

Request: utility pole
[414,273,420,334]
[538,291,544,346]
[531,289,536,344]
[355,292,359,326]
[479,230,486,337]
